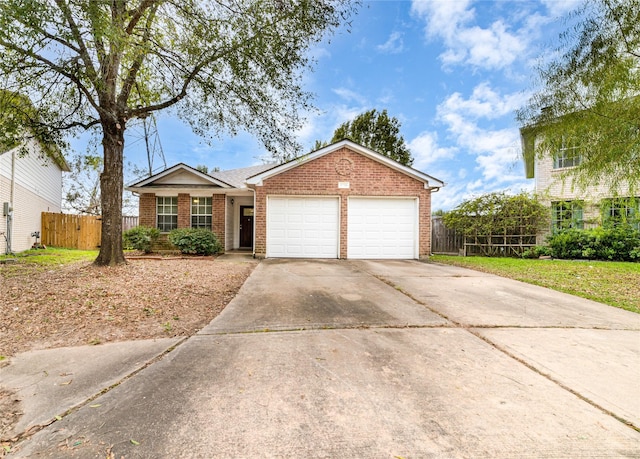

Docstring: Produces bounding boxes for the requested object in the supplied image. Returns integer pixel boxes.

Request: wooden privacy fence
[431,216,464,255]
[41,213,139,250]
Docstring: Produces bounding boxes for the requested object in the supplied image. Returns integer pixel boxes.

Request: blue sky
[118,0,583,211]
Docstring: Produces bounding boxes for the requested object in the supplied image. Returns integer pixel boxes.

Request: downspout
[5,148,15,254]
[10,148,15,204]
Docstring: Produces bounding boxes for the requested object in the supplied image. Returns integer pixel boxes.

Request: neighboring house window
[552,201,584,231]
[553,140,582,169]
[602,197,639,229]
[157,196,178,232]
[191,197,212,230]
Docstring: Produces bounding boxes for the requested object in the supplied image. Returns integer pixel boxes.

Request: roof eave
[128,163,233,188]
[520,127,536,179]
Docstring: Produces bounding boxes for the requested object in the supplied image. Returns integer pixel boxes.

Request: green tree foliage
[0,90,67,165]
[443,192,549,238]
[320,109,414,166]
[64,154,103,215]
[0,0,357,265]
[195,165,209,174]
[517,0,640,194]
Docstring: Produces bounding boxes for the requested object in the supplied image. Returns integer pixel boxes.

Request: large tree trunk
[94,120,126,266]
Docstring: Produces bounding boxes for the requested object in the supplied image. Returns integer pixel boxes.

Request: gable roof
[210,162,277,188]
[126,163,233,191]
[245,139,445,189]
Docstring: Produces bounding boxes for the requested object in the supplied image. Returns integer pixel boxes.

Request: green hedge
[123,226,160,253]
[168,228,222,255]
[546,225,640,261]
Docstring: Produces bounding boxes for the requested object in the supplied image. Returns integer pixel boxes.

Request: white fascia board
[128,163,233,188]
[125,187,237,195]
[245,139,445,189]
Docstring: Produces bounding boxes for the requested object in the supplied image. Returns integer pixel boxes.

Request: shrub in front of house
[123,226,160,253]
[547,225,640,261]
[521,245,553,259]
[168,228,222,255]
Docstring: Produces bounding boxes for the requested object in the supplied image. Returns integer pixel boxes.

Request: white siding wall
[0,139,64,253]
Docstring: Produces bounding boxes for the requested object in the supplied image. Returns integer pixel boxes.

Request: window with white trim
[552,201,584,231]
[157,196,178,232]
[191,197,212,230]
[553,138,582,169]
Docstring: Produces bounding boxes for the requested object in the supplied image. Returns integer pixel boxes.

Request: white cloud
[332,87,368,106]
[377,31,405,54]
[540,0,582,17]
[455,21,526,69]
[411,0,475,40]
[408,131,456,170]
[436,83,527,183]
[296,103,368,150]
[411,0,533,70]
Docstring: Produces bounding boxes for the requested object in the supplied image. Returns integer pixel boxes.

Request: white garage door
[267,197,339,258]
[348,198,417,259]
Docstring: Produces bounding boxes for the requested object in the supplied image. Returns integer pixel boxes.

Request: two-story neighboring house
[521,130,638,239]
[0,137,69,254]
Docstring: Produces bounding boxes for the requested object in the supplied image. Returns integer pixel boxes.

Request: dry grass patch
[0,251,256,357]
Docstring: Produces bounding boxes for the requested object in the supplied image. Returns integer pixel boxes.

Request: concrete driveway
[6,259,640,458]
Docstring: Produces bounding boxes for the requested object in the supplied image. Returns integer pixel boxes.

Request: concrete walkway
[3,259,640,458]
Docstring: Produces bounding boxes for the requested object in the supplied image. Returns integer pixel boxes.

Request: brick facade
[253,147,432,258]
[137,192,226,250]
[139,193,156,227]
[212,194,226,250]
[133,145,438,258]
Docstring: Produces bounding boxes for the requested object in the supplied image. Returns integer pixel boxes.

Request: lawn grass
[431,255,640,314]
[0,247,98,268]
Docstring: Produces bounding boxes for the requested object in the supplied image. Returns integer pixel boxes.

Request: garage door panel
[267,197,339,258]
[348,198,417,259]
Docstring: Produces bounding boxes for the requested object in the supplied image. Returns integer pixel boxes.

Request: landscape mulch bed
[0,256,256,358]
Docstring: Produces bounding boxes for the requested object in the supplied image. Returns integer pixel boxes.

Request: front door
[239,206,254,248]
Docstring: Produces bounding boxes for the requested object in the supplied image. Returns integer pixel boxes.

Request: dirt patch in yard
[0,257,256,357]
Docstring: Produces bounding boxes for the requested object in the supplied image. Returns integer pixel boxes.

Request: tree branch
[88,0,107,67]
[0,38,101,116]
[53,0,101,89]
[125,0,158,34]
[603,0,640,59]
[117,2,159,108]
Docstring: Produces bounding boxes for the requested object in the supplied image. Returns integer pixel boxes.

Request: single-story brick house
[126,140,445,259]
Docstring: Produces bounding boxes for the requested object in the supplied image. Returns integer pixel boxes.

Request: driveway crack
[371,273,640,433]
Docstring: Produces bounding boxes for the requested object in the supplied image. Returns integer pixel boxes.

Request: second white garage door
[267,196,339,258]
[347,198,418,259]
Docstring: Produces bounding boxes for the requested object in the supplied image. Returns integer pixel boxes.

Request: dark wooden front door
[240,206,254,248]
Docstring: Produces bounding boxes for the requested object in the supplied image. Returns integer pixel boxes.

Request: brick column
[419,190,432,258]
[212,194,225,250]
[178,193,191,228]
[139,193,156,228]
[339,191,348,259]
[253,188,266,257]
